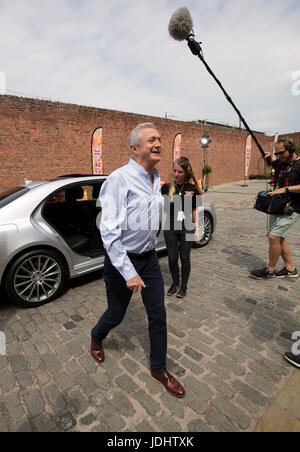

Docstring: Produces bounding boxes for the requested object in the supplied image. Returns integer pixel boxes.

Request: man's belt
[127,249,155,260]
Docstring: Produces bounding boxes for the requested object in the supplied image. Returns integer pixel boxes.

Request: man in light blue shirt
[91,123,185,398]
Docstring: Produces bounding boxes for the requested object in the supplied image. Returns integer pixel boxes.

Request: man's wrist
[285,187,290,194]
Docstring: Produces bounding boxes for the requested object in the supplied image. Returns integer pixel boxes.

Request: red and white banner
[273,133,279,159]
[245,135,252,177]
[173,133,182,162]
[92,128,103,175]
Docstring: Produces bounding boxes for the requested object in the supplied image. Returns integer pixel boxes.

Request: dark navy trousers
[91,251,167,372]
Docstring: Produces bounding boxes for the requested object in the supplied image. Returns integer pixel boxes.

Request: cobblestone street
[0,180,299,432]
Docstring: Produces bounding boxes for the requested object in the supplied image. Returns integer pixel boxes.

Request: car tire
[5,249,67,308]
[193,212,213,248]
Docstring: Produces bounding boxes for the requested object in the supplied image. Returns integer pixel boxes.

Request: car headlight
[0,224,19,240]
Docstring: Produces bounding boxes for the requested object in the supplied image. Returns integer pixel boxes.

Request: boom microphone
[168,7,269,162]
[168,7,193,41]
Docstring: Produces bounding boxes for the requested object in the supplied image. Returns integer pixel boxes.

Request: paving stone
[180,356,204,375]
[9,354,28,373]
[0,368,16,393]
[5,393,25,421]
[212,397,251,430]
[232,380,268,406]
[184,346,203,362]
[160,391,185,419]
[0,356,8,370]
[75,373,98,395]
[206,408,239,432]
[215,354,246,376]
[90,393,107,409]
[134,389,160,416]
[93,372,112,391]
[63,321,77,331]
[58,411,77,431]
[152,412,181,432]
[98,404,126,431]
[65,340,84,358]
[205,360,231,380]
[22,390,44,418]
[80,413,97,426]
[136,420,155,432]
[45,384,66,412]
[204,374,235,399]
[115,374,138,393]
[34,414,57,432]
[187,419,213,433]
[42,354,62,374]
[71,314,84,323]
[92,423,107,432]
[15,370,34,389]
[137,371,162,395]
[13,418,33,432]
[245,372,276,396]
[111,391,136,417]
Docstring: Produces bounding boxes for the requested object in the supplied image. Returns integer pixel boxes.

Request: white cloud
[0,0,299,134]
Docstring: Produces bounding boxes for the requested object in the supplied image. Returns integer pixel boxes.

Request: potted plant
[202,164,212,176]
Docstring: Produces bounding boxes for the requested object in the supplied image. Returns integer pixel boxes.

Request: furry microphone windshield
[168,7,193,41]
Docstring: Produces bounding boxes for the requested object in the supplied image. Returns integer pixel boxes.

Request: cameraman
[251,138,300,280]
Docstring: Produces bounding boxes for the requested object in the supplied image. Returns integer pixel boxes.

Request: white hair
[128,123,157,150]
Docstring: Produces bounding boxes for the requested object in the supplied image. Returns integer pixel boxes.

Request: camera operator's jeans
[268,212,299,238]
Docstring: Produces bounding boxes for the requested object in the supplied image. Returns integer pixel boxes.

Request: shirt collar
[128,158,159,179]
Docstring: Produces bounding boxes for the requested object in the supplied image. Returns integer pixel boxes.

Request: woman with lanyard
[161,157,202,298]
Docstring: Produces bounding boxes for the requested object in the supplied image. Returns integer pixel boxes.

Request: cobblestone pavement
[0,180,299,432]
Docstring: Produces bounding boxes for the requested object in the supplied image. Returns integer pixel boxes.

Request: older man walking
[91,123,185,398]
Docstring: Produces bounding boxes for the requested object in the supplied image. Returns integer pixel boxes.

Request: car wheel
[5,249,67,308]
[193,212,213,248]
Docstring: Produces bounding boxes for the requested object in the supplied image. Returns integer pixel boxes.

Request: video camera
[254,190,293,215]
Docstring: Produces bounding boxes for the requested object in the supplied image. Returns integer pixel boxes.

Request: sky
[0,0,299,135]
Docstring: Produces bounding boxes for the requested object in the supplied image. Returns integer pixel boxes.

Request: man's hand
[264,151,273,166]
[269,188,286,196]
[126,275,146,293]
[264,152,272,160]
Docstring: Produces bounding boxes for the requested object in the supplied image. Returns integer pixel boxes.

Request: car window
[0,187,29,209]
[47,191,66,204]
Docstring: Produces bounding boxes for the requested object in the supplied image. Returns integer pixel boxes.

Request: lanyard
[276,158,300,188]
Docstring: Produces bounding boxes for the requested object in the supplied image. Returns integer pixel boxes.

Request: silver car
[0,176,217,308]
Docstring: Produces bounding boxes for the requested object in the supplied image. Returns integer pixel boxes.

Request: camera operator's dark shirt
[272,158,300,212]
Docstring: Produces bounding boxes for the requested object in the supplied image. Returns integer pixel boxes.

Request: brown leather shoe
[90,338,105,364]
[151,370,185,398]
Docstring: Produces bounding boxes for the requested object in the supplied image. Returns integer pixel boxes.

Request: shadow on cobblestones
[221,245,266,271]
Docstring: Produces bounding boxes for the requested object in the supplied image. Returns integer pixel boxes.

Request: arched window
[91,128,103,175]
[173,133,182,162]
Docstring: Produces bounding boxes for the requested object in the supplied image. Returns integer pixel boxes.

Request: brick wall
[279,132,300,149]
[0,95,280,190]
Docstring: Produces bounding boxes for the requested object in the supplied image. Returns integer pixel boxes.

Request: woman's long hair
[169,157,202,198]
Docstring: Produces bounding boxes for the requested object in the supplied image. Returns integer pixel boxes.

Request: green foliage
[249,169,273,180]
[202,164,212,175]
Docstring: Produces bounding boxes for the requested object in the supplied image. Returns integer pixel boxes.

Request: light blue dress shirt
[99,159,163,281]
